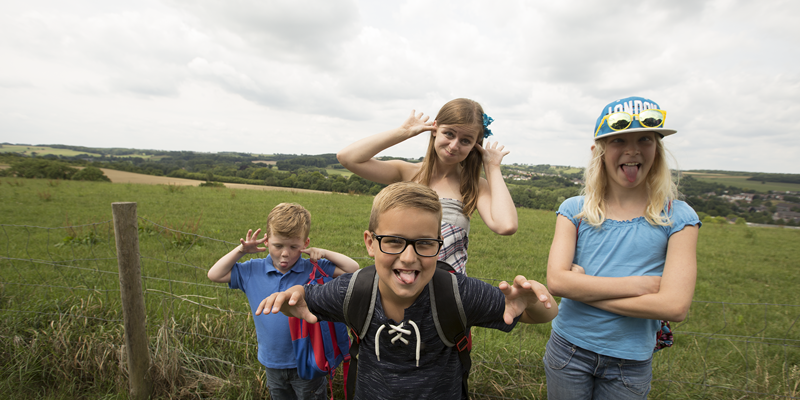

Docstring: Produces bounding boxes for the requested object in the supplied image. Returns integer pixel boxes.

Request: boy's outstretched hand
[255,285,318,323]
[499,275,558,325]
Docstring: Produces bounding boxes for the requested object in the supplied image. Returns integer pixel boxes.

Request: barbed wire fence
[0,207,798,399]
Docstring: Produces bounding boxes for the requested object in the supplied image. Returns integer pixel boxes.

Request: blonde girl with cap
[544,96,701,399]
[337,98,518,275]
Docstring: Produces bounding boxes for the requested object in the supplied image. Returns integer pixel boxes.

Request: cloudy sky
[2,0,798,173]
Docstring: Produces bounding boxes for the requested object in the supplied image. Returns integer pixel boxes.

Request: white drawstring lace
[374,320,422,367]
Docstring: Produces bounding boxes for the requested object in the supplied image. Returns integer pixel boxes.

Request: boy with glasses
[257,181,557,399]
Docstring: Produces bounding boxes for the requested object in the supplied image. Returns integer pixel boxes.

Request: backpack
[288,260,351,399]
[342,261,472,399]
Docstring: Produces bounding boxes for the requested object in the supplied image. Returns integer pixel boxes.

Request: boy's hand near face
[256,285,318,323]
[239,228,268,254]
[499,276,558,324]
[302,247,360,277]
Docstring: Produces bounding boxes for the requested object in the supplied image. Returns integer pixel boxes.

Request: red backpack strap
[307,259,330,283]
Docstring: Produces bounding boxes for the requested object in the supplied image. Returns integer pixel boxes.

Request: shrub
[8,159,77,180]
[72,166,111,182]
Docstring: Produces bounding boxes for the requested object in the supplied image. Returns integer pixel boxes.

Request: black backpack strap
[343,266,378,339]
[342,266,379,400]
[436,260,456,273]
[429,267,471,397]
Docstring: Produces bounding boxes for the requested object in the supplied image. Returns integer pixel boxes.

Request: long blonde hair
[577,135,679,227]
[412,98,485,217]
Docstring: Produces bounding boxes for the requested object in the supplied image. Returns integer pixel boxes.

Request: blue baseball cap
[593,96,677,140]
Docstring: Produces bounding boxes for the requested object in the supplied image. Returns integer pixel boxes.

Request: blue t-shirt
[551,196,701,360]
[229,256,336,368]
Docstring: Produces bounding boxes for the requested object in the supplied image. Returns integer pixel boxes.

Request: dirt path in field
[99,169,329,194]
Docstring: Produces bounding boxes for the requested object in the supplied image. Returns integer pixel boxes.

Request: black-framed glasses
[371,233,443,257]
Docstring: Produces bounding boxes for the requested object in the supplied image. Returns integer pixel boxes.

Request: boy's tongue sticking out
[395,269,418,284]
[622,164,639,183]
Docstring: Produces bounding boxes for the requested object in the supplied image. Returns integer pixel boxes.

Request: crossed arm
[546,215,699,322]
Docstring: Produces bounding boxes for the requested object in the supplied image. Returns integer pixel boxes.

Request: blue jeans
[543,331,653,400]
[264,367,328,400]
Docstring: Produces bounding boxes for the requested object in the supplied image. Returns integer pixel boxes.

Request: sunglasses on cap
[594,109,668,137]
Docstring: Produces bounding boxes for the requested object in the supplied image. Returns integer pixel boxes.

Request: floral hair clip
[482,113,494,139]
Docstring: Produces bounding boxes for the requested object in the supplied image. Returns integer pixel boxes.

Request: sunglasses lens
[607,113,632,131]
[639,110,664,128]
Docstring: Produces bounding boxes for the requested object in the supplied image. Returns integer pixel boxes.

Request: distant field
[553,167,582,174]
[682,171,800,192]
[99,168,328,194]
[0,145,103,158]
[0,145,155,159]
[325,168,352,177]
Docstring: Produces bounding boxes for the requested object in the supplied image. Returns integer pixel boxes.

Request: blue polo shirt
[229,255,336,368]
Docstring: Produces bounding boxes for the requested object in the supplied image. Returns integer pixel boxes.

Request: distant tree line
[14,148,796,221]
[0,157,110,182]
[747,173,800,185]
[275,154,339,171]
[508,186,581,211]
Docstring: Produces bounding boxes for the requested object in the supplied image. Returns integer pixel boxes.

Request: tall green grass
[1,178,798,399]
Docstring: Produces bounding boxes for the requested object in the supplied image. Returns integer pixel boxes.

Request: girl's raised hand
[475,141,510,168]
[239,228,268,254]
[399,110,436,137]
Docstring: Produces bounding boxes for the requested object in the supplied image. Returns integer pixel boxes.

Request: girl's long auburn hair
[576,135,679,227]
[412,98,485,217]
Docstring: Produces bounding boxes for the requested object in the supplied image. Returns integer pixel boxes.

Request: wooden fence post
[112,202,153,400]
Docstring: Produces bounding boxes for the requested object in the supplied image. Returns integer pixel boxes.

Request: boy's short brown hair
[369,182,442,233]
[267,203,311,239]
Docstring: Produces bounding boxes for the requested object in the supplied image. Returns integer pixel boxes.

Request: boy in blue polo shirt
[208,202,359,400]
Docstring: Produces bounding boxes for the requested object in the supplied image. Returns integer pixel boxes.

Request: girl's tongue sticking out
[622,164,639,183]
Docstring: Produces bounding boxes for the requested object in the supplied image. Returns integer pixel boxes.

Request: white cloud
[0,0,799,173]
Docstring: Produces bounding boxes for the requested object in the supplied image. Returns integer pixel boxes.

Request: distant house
[773,211,800,223]
[732,193,755,203]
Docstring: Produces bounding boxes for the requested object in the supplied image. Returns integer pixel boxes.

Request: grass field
[0,177,798,399]
[683,171,800,193]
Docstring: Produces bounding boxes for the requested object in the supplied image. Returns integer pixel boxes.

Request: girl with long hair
[544,96,701,399]
[337,98,517,274]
